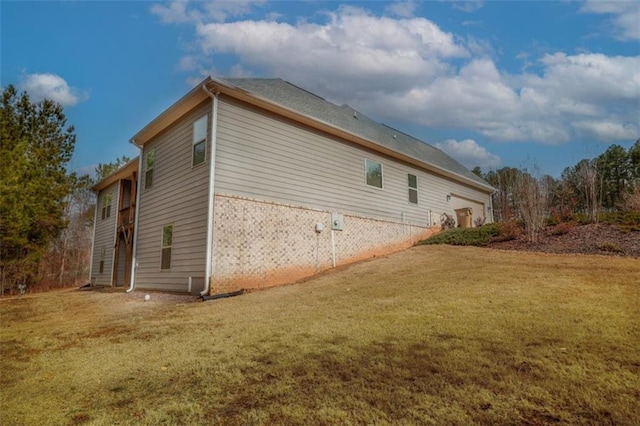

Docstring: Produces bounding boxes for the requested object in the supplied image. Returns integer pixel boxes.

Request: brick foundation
[210,194,437,294]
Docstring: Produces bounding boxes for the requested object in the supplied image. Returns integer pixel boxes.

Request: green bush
[418,224,499,246]
[494,221,523,242]
[599,211,640,226]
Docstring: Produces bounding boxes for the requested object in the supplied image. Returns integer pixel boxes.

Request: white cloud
[385,1,419,18]
[202,0,265,23]
[435,139,501,169]
[375,53,638,144]
[19,73,86,106]
[535,53,639,103]
[151,0,265,24]
[177,55,198,71]
[150,1,195,24]
[573,120,639,141]
[581,0,640,40]
[158,4,638,146]
[195,6,467,98]
[450,1,485,13]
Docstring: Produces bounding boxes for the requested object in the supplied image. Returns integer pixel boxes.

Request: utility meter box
[331,213,344,231]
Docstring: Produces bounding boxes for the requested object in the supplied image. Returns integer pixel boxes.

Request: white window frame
[101,192,112,220]
[192,115,208,167]
[408,174,418,204]
[145,148,155,190]
[160,224,173,270]
[365,158,384,189]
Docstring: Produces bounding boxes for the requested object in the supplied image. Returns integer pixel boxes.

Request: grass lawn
[1,246,639,425]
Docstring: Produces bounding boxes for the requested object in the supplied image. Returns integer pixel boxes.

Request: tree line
[473,141,640,242]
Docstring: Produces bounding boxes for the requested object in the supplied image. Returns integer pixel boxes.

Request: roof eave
[91,157,139,192]
[131,77,212,146]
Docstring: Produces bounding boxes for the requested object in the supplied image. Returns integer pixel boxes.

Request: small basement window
[161,225,173,270]
[192,115,207,166]
[365,159,383,189]
[408,174,418,204]
[145,148,155,189]
[101,193,112,220]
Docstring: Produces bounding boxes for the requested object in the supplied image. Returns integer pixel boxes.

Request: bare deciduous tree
[514,168,549,243]
[579,160,599,223]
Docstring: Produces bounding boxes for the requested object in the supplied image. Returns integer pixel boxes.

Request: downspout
[88,191,99,284]
[489,190,496,223]
[126,143,144,293]
[201,84,219,296]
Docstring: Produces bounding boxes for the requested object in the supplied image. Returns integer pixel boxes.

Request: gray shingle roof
[222,78,493,191]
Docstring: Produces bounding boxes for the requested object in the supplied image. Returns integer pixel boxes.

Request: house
[90,77,494,295]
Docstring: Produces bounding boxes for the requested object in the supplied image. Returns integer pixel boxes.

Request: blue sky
[2,1,638,178]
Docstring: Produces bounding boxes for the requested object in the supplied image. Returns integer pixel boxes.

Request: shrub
[599,211,640,226]
[418,223,499,246]
[598,242,624,254]
[546,215,560,226]
[574,213,592,225]
[551,222,573,236]
[493,221,522,242]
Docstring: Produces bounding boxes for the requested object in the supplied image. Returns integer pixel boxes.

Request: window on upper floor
[408,174,418,204]
[145,148,155,189]
[161,225,173,270]
[365,159,383,189]
[101,193,112,220]
[193,115,207,166]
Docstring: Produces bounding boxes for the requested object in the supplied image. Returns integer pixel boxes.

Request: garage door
[450,195,486,227]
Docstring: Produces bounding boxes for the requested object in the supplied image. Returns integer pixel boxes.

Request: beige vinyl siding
[91,182,118,286]
[115,235,127,287]
[135,100,211,292]
[215,96,491,227]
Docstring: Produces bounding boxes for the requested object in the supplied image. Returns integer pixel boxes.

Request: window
[365,159,383,189]
[99,247,105,274]
[145,148,155,189]
[408,174,418,204]
[161,225,173,270]
[192,115,207,166]
[101,193,112,220]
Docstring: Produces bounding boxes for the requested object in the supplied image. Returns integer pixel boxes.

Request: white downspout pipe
[489,190,496,223]
[201,84,219,296]
[126,143,144,293]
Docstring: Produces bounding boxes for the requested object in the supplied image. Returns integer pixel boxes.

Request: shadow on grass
[203,335,632,425]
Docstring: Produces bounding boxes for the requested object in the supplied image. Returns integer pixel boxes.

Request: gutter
[126,142,144,293]
[201,84,220,296]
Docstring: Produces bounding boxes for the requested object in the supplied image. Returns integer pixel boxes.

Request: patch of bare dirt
[489,223,640,257]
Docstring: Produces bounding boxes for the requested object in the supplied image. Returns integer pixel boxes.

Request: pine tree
[1,85,76,291]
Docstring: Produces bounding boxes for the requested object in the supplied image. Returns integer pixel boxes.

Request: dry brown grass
[1,246,639,425]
